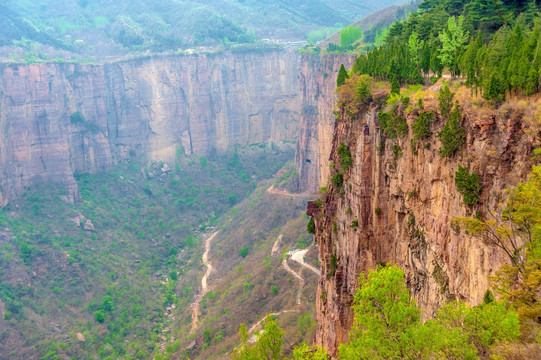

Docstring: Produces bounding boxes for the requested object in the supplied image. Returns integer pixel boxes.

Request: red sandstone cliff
[308,88,540,356]
[0,50,300,204]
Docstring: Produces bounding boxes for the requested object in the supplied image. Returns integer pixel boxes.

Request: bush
[70,111,85,124]
[270,285,279,295]
[337,142,353,171]
[455,165,482,205]
[331,173,343,188]
[94,310,105,323]
[238,247,248,258]
[379,111,408,140]
[307,217,315,234]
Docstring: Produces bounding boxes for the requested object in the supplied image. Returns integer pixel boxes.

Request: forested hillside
[352,0,541,100]
[0,0,406,60]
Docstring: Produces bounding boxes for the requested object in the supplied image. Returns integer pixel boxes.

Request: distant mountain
[0,0,408,58]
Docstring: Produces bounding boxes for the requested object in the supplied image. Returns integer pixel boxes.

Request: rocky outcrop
[0,49,300,203]
[293,54,355,194]
[308,90,540,357]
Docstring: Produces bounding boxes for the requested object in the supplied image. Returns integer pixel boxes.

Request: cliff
[0,49,300,204]
[308,86,540,356]
[293,54,355,194]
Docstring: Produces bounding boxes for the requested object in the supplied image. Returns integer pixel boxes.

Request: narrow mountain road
[266,184,311,197]
[282,256,304,305]
[247,309,301,335]
[190,230,219,334]
[289,247,321,276]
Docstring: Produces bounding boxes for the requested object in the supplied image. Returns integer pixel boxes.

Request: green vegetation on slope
[0,145,293,359]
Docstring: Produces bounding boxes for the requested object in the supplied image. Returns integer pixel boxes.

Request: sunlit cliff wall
[0,49,300,204]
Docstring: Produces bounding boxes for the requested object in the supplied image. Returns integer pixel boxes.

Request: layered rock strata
[293,54,355,194]
[0,49,300,203]
[308,93,540,356]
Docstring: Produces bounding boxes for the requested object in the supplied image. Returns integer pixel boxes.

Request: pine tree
[438,83,455,119]
[438,101,466,157]
[337,64,349,87]
[391,77,400,95]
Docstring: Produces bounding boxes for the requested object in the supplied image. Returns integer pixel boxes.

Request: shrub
[455,165,482,205]
[331,173,343,188]
[379,111,408,139]
[307,217,315,234]
[94,310,105,323]
[270,285,279,295]
[328,254,338,277]
[238,247,248,258]
[70,111,85,124]
[337,142,353,171]
[350,219,359,228]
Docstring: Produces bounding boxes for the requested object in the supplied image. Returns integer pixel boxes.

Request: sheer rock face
[293,54,355,194]
[0,50,300,203]
[308,99,539,357]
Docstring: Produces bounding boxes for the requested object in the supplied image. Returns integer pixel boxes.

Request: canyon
[2,44,536,359]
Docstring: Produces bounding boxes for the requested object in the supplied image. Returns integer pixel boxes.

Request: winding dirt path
[281,256,304,305]
[289,247,321,276]
[247,309,301,339]
[190,230,219,334]
[266,185,311,197]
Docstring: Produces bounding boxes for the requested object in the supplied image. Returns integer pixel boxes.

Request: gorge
[1,37,539,359]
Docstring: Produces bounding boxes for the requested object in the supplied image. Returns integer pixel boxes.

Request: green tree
[233,315,284,360]
[238,246,249,258]
[391,77,400,95]
[290,343,329,359]
[307,217,316,234]
[438,101,465,157]
[94,310,105,323]
[438,16,469,74]
[270,285,279,295]
[337,64,349,87]
[438,83,454,119]
[455,165,482,205]
[338,264,520,360]
[338,265,421,360]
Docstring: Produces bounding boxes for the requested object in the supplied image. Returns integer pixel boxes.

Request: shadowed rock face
[293,54,355,194]
[0,49,300,204]
[309,97,538,357]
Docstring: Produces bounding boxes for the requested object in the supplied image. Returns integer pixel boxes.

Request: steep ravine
[0,49,301,205]
[308,91,540,356]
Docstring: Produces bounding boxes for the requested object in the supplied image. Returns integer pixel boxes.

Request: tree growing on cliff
[337,64,349,87]
[454,165,541,322]
[437,83,454,119]
[336,74,373,118]
[455,165,482,206]
[438,101,465,157]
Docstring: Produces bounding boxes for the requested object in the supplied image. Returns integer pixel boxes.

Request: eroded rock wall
[308,95,539,357]
[0,49,300,203]
[294,54,355,194]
